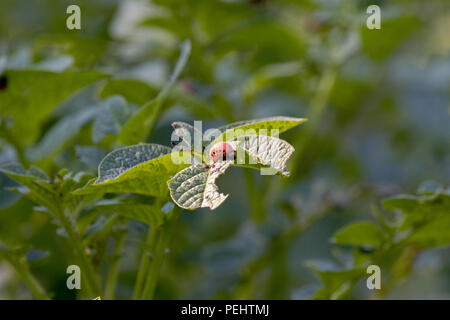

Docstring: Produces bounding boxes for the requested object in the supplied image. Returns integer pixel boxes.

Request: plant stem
[104,231,126,300]
[8,257,50,300]
[291,64,338,176]
[55,205,102,298]
[243,169,266,223]
[133,224,157,299]
[141,207,181,300]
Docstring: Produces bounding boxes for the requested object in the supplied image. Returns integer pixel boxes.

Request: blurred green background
[0,0,449,299]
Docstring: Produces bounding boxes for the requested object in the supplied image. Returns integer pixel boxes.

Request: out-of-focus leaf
[0,163,55,211]
[27,107,99,161]
[170,87,216,119]
[26,249,50,263]
[28,96,129,160]
[100,79,158,106]
[0,164,98,217]
[332,221,383,247]
[75,146,108,169]
[92,96,129,143]
[214,20,304,65]
[242,62,302,103]
[0,172,20,209]
[0,69,107,147]
[168,161,232,210]
[383,190,450,230]
[309,263,367,300]
[73,144,190,198]
[361,15,421,61]
[410,214,450,247]
[94,202,166,227]
[32,55,73,72]
[119,40,191,145]
[383,186,450,247]
[140,16,190,39]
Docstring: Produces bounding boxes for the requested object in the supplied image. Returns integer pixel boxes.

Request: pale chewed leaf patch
[232,135,294,177]
[167,161,232,210]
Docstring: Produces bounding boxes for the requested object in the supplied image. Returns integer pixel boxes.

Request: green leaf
[27,106,99,161]
[100,78,158,106]
[382,195,419,213]
[168,161,232,210]
[0,163,55,211]
[208,116,307,146]
[0,172,20,209]
[332,221,383,247]
[242,61,302,103]
[169,87,216,119]
[361,15,421,61]
[0,69,106,147]
[73,144,190,198]
[311,265,367,300]
[383,191,450,230]
[91,96,129,143]
[214,20,304,64]
[27,95,129,161]
[94,201,166,227]
[118,40,191,145]
[410,214,450,247]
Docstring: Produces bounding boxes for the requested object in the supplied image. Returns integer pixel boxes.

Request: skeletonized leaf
[232,135,294,176]
[168,161,232,210]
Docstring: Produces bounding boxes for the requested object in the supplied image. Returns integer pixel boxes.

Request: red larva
[209,142,236,163]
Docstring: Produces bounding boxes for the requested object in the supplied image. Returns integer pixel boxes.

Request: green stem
[141,207,181,300]
[291,64,338,175]
[8,257,50,300]
[243,169,266,223]
[133,223,157,299]
[104,232,126,300]
[55,205,102,298]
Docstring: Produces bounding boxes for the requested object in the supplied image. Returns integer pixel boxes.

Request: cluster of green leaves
[0,0,448,300]
[311,182,450,299]
[74,115,306,210]
[0,33,306,297]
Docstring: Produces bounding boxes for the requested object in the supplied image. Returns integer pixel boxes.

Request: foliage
[311,183,450,299]
[0,0,449,300]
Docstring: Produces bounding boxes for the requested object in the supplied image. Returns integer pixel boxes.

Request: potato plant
[0,0,448,300]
